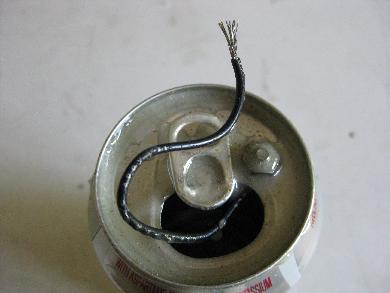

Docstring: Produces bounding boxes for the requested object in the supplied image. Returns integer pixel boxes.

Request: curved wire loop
[117,21,246,243]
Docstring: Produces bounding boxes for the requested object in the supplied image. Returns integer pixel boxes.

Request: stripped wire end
[218,20,239,59]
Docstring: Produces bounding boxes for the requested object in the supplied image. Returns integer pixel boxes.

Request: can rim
[92,83,315,289]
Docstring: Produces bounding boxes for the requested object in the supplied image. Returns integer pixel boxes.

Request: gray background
[1,1,389,292]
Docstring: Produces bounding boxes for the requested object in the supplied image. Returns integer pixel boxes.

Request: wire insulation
[117,21,245,243]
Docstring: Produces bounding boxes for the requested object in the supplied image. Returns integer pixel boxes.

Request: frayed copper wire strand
[218,20,238,59]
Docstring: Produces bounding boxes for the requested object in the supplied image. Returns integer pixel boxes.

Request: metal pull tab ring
[168,112,235,210]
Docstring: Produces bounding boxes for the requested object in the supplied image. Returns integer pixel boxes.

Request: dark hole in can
[161,185,264,258]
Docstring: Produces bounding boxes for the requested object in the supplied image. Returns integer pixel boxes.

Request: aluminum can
[89,84,321,293]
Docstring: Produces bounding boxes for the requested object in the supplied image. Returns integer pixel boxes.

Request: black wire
[117,58,245,243]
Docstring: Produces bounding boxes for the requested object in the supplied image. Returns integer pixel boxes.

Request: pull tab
[168,112,235,210]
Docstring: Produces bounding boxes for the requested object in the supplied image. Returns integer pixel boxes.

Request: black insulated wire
[117,21,246,243]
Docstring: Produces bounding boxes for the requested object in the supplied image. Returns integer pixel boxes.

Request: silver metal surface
[89,84,320,293]
[242,139,281,174]
[168,111,235,209]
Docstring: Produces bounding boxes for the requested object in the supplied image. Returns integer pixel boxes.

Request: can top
[93,84,314,288]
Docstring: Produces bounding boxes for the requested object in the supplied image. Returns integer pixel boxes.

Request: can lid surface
[93,84,314,287]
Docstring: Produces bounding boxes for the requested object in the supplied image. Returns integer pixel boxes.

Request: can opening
[161,185,264,258]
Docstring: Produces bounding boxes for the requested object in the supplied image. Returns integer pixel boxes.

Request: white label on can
[278,253,301,288]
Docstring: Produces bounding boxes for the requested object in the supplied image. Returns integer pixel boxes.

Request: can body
[89,84,320,293]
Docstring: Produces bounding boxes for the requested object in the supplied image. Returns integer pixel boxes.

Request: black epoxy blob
[161,186,264,258]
